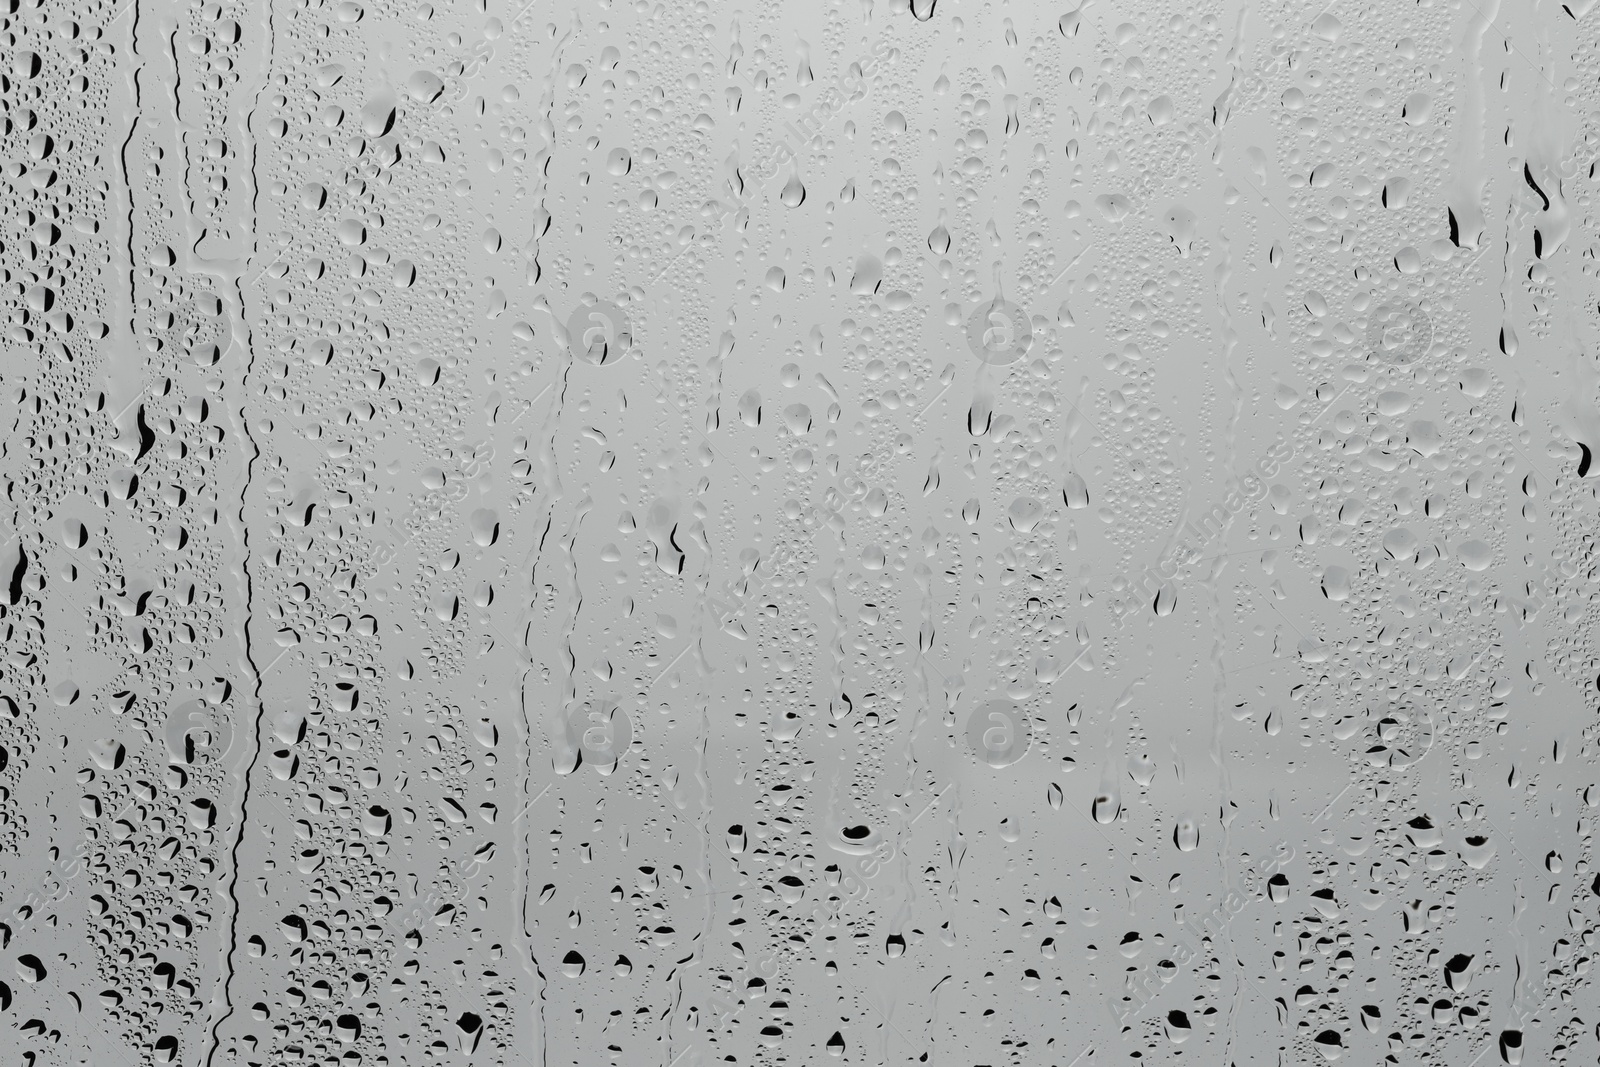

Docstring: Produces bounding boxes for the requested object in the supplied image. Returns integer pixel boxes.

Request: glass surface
[1,0,1596,1063]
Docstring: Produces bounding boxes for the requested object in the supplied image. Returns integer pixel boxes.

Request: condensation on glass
[0,0,1595,1064]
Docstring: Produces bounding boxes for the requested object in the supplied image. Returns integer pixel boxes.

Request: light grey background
[1,0,1596,1064]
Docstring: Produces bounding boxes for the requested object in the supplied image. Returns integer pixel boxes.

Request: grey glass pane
[1,0,1593,1063]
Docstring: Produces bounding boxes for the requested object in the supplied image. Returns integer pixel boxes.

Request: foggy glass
[1,0,1595,1064]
